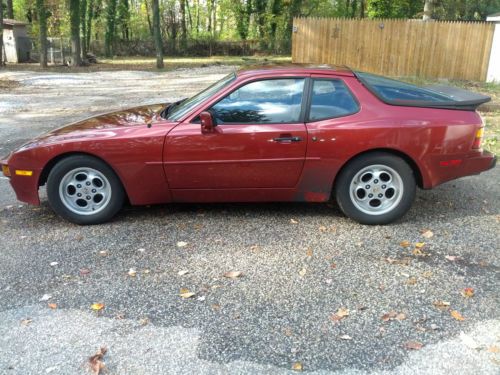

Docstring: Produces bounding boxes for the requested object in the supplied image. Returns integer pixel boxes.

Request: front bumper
[1,158,41,205]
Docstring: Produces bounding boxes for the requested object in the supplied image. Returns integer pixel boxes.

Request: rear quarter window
[308,79,359,121]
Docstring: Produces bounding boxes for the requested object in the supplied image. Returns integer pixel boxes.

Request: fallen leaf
[430,323,440,330]
[88,347,107,375]
[20,318,32,326]
[339,334,352,340]
[415,242,426,249]
[91,303,105,311]
[451,310,465,321]
[179,288,196,299]
[406,277,418,285]
[298,268,307,277]
[290,219,299,224]
[319,225,327,232]
[306,248,313,257]
[385,257,412,266]
[197,295,206,301]
[79,268,91,276]
[461,287,474,298]
[178,270,189,276]
[422,271,433,278]
[337,307,350,318]
[127,268,137,277]
[445,255,463,262]
[48,303,57,309]
[291,362,303,371]
[405,341,423,350]
[139,318,149,326]
[39,294,52,302]
[412,248,430,257]
[488,345,500,353]
[98,250,108,257]
[283,327,293,336]
[176,241,188,247]
[50,262,59,267]
[224,271,243,279]
[381,311,406,322]
[330,262,337,269]
[211,303,221,311]
[433,300,450,310]
[421,229,434,238]
[400,240,411,248]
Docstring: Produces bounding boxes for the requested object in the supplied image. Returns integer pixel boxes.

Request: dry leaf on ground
[400,240,411,248]
[405,341,423,350]
[176,241,188,247]
[433,300,451,310]
[224,271,243,279]
[381,311,406,322]
[461,288,475,298]
[127,268,137,277]
[20,318,32,326]
[292,362,303,371]
[421,229,434,238]
[488,345,500,353]
[178,270,189,276]
[48,303,57,309]
[451,310,465,321]
[88,347,107,375]
[91,303,105,311]
[445,255,463,261]
[179,288,196,298]
[298,268,307,277]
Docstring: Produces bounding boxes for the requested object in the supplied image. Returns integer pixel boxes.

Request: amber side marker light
[472,127,484,149]
[1,164,11,177]
[15,170,33,176]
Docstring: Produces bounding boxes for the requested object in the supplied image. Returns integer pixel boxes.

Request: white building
[2,18,32,63]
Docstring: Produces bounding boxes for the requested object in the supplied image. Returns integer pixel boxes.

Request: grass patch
[2,55,292,73]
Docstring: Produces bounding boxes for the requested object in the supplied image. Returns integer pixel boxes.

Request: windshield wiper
[161,98,187,119]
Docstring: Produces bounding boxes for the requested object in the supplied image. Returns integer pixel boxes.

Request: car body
[1,64,496,225]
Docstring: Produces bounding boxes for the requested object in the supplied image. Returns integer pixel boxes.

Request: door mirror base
[200,111,217,134]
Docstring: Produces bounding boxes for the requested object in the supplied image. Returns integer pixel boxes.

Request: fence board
[292,17,495,81]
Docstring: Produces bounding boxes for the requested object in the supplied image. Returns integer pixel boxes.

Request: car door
[164,77,308,190]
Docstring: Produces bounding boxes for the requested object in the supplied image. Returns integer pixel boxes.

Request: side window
[210,78,305,124]
[308,79,359,121]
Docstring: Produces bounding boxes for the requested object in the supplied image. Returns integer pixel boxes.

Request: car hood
[15,103,168,152]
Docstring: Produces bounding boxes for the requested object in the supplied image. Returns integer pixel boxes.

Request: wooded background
[1,1,500,68]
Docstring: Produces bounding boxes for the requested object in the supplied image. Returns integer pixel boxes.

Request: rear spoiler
[376,85,490,111]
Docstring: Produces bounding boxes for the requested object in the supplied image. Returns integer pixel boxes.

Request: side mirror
[200,111,216,134]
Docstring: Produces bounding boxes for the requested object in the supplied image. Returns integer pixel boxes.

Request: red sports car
[1,65,496,225]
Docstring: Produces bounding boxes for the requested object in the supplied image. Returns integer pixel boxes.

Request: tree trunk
[105,0,117,57]
[86,0,94,52]
[180,0,187,50]
[0,0,4,66]
[152,0,164,69]
[36,0,48,67]
[423,0,434,21]
[80,0,87,58]
[145,0,154,37]
[195,0,200,36]
[6,0,14,19]
[69,0,82,66]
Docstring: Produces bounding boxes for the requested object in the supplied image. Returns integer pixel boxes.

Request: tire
[334,152,416,225]
[47,155,125,225]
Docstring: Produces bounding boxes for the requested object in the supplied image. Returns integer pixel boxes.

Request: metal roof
[2,18,28,26]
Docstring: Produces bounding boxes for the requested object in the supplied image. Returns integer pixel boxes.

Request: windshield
[356,71,453,103]
[166,73,236,121]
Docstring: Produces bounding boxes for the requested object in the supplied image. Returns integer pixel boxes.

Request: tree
[80,0,88,58]
[423,0,434,21]
[0,1,4,67]
[6,0,14,19]
[180,0,187,50]
[152,0,163,68]
[105,0,117,57]
[36,0,48,67]
[233,0,252,40]
[85,0,94,53]
[69,0,82,66]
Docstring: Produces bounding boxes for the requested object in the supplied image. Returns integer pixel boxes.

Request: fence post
[486,13,500,83]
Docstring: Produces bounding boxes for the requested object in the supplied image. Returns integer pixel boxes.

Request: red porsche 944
[1,65,496,225]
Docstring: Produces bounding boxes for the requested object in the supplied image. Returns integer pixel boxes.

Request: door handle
[273,136,303,143]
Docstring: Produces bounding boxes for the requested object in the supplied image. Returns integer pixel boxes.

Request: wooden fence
[292,17,495,81]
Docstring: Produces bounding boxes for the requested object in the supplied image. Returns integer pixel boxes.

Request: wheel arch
[38,152,130,201]
[332,148,424,193]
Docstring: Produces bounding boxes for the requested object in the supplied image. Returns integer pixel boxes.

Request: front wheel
[335,153,416,225]
[47,155,125,225]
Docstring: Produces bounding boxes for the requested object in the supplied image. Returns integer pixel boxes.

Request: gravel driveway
[0,67,499,375]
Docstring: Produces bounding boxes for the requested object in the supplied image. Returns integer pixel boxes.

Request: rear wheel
[47,155,125,224]
[335,153,416,225]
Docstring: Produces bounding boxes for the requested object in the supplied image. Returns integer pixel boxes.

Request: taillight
[472,127,484,149]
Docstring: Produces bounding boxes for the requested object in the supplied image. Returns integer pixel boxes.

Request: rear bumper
[465,150,496,174]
